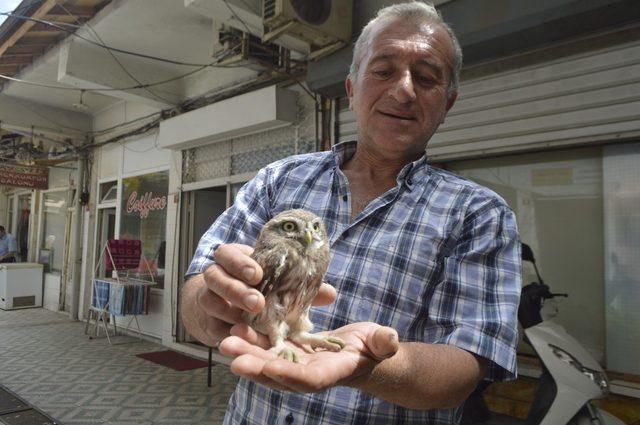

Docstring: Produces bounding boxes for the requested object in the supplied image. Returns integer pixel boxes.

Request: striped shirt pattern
[187,141,522,425]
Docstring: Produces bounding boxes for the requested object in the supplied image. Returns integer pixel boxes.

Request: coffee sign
[126,191,168,219]
[122,172,169,220]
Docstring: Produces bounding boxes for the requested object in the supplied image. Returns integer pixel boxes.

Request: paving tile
[0,308,238,425]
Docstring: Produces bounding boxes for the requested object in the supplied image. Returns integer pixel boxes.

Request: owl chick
[243,209,345,362]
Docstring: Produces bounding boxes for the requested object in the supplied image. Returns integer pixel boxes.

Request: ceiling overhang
[58,38,182,109]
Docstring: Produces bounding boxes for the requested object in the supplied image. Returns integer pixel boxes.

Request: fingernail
[242,266,255,281]
[244,294,259,311]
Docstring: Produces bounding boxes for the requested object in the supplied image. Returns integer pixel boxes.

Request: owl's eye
[282,221,297,232]
[313,222,320,231]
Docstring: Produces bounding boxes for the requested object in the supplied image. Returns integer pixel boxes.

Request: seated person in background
[0,225,17,263]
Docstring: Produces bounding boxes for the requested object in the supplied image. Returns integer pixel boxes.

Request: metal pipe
[69,152,86,320]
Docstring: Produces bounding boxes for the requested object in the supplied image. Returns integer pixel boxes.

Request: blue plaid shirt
[187,141,521,425]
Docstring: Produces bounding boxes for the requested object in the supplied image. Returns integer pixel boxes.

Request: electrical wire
[222,0,254,34]
[0,11,247,93]
[0,11,218,67]
[55,3,176,106]
[0,0,308,154]
[0,61,218,92]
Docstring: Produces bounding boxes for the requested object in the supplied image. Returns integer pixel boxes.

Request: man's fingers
[366,326,399,361]
[263,360,334,393]
[198,313,233,347]
[197,289,244,325]
[230,323,271,350]
[214,244,263,285]
[311,283,337,306]
[203,264,264,313]
[219,335,275,360]
[230,355,292,392]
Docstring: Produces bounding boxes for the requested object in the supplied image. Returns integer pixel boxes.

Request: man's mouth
[379,110,416,121]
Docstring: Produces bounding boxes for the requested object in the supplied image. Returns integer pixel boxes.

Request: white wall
[122,131,172,176]
[43,273,61,312]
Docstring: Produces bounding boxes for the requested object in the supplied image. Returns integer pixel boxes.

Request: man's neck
[340,146,422,219]
[342,145,421,182]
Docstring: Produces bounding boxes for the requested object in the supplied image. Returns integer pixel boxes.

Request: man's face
[346,20,457,159]
[0,229,4,238]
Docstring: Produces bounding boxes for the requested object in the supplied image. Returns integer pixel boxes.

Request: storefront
[85,121,175,340]
[1,161,79,313]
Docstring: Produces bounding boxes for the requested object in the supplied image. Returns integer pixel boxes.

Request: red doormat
[136,350,210,371]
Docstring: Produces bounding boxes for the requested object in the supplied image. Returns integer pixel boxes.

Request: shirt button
[407,178,413,185]
[285,413,294,424]
[342,195,348,201]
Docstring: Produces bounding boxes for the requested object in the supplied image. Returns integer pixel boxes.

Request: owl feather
[243,209,345,362]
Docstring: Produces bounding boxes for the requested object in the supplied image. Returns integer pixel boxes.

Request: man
[0,225,18,263]
[182,2,521,424]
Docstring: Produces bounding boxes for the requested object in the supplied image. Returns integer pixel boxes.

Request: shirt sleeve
[427,197,522,382]
[185,166,273,279]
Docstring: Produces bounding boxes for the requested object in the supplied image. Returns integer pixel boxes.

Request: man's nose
[390,70,417,103]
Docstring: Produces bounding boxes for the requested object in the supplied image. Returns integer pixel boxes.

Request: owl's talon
[277,347,300,363]
[325,336,345,352]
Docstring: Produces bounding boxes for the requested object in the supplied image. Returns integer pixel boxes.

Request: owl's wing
[252,245,288,299]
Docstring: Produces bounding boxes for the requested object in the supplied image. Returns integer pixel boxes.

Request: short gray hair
[349,1,463,95]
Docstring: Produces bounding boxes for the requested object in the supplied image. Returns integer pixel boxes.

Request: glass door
[17,193,31,262]
[177,183,244,342]
[95,208,116,278]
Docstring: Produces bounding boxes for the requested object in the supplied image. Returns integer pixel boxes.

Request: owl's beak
[306,230,313,247]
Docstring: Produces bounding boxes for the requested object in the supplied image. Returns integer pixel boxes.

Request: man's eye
[282,222,297,232]
[372,69,391,78]
[415,75,435,84]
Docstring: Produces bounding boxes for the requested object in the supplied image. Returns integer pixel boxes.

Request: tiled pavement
[0,308,238,425]
[4,308,639,425]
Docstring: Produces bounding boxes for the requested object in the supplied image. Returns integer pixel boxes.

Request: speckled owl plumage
[243,209,344,361]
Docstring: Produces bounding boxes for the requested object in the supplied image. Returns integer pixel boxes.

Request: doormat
[135,350,210,371]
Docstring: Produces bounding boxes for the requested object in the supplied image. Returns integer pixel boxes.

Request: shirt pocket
[353,229,445,332]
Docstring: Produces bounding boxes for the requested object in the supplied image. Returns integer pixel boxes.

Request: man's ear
[446,92,458,112]
[441,91,458,123]
[345,75,354,111]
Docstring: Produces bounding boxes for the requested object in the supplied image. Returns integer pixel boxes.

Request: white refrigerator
[0,263,44,310]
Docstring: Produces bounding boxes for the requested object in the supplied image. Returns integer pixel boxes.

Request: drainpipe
[69,152,86,320]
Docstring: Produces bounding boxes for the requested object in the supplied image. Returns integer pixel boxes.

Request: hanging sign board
[0,163,49,189]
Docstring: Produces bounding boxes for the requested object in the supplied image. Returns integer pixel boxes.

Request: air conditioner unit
[263,0,352,60]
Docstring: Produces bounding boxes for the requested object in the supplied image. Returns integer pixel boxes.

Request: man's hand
[219,322,399,393]
[180,243,338,347]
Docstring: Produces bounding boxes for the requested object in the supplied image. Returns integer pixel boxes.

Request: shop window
[41,190,69,273]
[447,148,606,365]
[17,193,31,262]
[120,171,168,289]
[99,181,117,203]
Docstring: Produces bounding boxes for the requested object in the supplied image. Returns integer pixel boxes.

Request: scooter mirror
[521,242,536,263]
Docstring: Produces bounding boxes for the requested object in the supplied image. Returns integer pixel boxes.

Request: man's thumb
[367,326,399,361]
